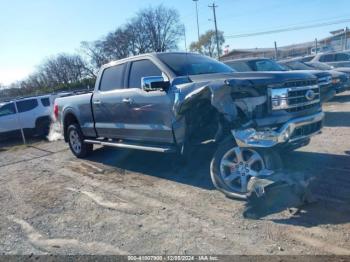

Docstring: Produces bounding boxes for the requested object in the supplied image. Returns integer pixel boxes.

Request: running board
[84,139,176,153]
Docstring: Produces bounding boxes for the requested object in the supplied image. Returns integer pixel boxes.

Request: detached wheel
[67,124,93,158]
[210,137,282,200]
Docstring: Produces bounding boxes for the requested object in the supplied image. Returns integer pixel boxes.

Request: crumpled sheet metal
[174,78,267,123]
[243,172,315,219]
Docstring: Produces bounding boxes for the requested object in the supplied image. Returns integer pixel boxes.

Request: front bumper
[232,111,324,148]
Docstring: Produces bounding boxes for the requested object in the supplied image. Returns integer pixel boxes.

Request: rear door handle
[122,98,134,104]
[93,100,101,105]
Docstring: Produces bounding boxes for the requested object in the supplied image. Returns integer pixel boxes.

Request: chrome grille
[270,82,320,112]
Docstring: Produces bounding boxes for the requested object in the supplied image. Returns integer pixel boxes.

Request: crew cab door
[0,102,19,135]
[92,59,175,144]
[122,59,175,144]
[16,99,40,129]
[92,62,129,138]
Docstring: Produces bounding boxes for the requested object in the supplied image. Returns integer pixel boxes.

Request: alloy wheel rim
[219,147,266,193]
[69,130,82,154]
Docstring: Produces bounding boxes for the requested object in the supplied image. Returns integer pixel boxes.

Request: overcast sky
[1,0,350,85]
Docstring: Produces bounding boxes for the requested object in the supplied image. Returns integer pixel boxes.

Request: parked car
[225,58,335,102]
[310,51,350,68]
[280,59,349,94]
[0,95,53,140]
[311,46,332,55]
[306,61,350,90]
[54,52,324,199]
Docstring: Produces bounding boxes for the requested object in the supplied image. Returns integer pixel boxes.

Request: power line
[225,18,350,39]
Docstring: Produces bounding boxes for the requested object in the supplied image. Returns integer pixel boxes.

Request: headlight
[332,78,341,84]
[271,88,289,110]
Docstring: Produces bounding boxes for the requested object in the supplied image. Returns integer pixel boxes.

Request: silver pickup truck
[54,52,324,198]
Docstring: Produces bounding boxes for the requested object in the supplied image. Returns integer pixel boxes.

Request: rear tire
[67,124,93,158]
[210,136,282,200]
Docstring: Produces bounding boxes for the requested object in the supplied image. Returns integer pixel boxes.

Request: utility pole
[274,41,278,60]
[315,38,318,54]
[193,0,200,41]
[183,25,188,52]
[345,27,348,50]
[14,101,26,145]
[209,2,220,60]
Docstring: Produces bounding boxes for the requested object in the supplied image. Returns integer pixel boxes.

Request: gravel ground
[0,92,350,255]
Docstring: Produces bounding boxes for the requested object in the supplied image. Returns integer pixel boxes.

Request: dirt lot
[1,92,350,256]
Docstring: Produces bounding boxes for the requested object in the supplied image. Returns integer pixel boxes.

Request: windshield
[306,62,333,70]
[157,53,234,76]
[247,59,287,71]
[282,61,314,70]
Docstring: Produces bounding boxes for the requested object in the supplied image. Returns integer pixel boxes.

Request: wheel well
[184,99,226,144]
[35,116,51,128]
[63,113,79,142]
[183,98,248,145]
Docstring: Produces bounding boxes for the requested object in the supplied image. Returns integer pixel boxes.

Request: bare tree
[138,5,183,52]
[80,41,109,75]
[6,4,184,98]
[80,4,183,73]
[190,30,225,58]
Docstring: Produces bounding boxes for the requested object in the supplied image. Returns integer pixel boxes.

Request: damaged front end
[175,75,324,150]
[174,73,324,200]
[232,112,324,148]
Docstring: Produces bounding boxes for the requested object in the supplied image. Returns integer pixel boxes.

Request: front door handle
[93,100,101,105]
[122,98,134,104]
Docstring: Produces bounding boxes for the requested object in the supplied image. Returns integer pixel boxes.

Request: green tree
[190,30,225,58]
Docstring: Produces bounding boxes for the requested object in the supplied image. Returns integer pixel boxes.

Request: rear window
[41,98,50,107]
[319,54,334,62]
[0,102,16,117]
[99,64,125,91]
[225,61,253,72]
[17,99,38,113]
[252,60,286,71]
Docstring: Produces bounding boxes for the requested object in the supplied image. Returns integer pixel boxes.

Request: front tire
[67,124,93,158]
[210,136,282,200]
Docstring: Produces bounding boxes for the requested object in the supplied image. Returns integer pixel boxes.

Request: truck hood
[188,71,316,86]
[174,71,318,124]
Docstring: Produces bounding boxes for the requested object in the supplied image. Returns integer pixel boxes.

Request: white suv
[0,95,53,140]
[311,51,350,68]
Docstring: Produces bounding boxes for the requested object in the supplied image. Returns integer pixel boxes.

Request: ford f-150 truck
[54,52,324,199]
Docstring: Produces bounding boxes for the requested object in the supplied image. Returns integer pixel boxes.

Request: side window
[17,99,38,113]
[335,53,350,61]
[128,60,162,88]
[0,103,16,117]
[319,54,334,62]
[99,64,125,91]
[41,98,50,107]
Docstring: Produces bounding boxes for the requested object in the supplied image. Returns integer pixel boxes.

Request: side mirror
[142,76,170,92]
